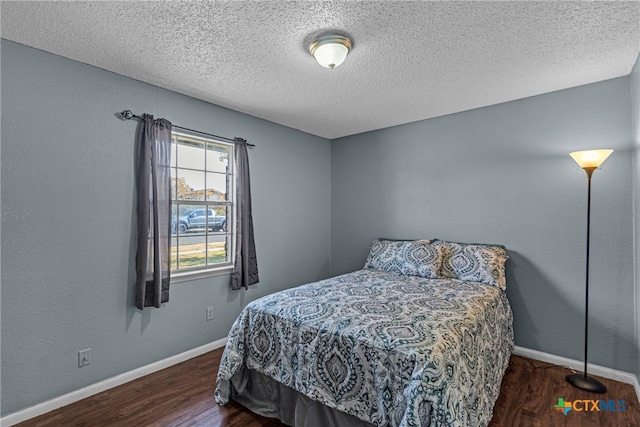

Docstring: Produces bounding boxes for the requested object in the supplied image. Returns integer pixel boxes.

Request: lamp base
[566,373,607,393]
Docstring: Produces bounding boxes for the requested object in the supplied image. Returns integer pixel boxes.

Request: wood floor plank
[14,349,639,426]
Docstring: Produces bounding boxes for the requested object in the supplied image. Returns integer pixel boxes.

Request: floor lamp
[567,149,613,393]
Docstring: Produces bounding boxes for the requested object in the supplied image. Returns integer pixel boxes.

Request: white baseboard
[0,337,227,427]
[513,345,640,402]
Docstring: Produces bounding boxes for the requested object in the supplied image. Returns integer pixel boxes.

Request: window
[170,131,234,277]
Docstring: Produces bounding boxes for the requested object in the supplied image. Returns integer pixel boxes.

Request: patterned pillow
[364,239,442,279]
[435,241,509,290]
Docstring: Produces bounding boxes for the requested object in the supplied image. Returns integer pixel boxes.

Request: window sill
[171,266,233,283]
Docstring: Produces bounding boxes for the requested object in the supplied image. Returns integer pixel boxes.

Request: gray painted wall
[331,78,636,374]
[1,40,331,416]
[631,54,640,380]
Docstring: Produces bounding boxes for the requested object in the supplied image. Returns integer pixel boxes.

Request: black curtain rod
[119,110,255,147]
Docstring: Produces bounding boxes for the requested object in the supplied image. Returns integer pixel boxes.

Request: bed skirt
[229,367,392,427]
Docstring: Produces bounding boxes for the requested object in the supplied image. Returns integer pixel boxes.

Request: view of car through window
[172,209,227,234]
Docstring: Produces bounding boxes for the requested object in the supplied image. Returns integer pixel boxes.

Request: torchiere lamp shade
[570,149,613,169]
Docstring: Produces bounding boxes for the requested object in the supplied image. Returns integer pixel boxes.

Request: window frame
[169,129,235,282]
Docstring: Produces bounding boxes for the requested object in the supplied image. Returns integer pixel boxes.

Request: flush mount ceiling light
[309,35,352,69]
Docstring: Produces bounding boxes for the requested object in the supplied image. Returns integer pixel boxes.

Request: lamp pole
[583,167,593,382]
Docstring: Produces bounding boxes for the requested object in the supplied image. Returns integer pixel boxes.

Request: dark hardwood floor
[15,348,639,427]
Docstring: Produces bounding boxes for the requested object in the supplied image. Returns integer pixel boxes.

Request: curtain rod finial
[120,110,134,120]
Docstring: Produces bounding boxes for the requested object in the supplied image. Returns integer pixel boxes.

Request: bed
[215,239,514,427]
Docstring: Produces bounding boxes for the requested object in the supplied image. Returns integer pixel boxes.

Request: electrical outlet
[78,348,91,368]
[206,306,214,321]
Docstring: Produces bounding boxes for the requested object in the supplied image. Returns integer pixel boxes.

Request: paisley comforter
[215,269,513,427]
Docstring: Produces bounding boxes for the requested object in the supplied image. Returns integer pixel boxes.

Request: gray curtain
[231,138,259,290]
[135,114,172,309]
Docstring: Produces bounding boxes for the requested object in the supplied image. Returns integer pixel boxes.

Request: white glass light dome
[309,35,352,69]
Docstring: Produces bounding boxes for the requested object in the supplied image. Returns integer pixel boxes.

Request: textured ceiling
[1,1,639,139]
